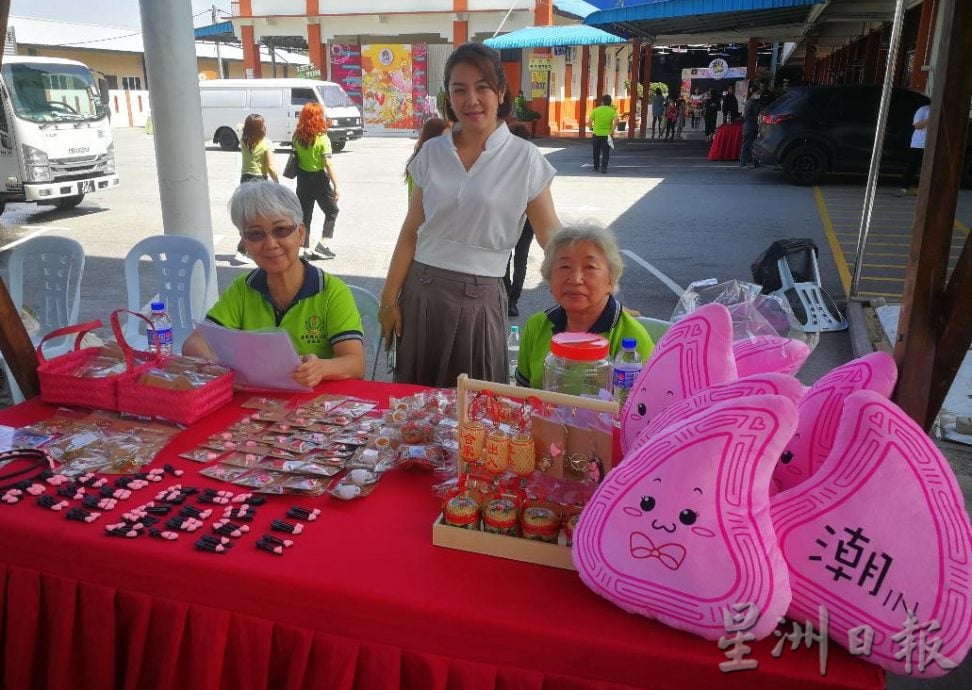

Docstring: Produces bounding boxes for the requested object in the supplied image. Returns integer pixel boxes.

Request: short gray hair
[540,224,624,290]
[229,181,303,232]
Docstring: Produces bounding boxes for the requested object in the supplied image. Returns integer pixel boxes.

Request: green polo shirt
[515,296,654,389]
[293,133,331,172]
[206,260,362,358]
[589,105,618,137]
[241,138,271,177]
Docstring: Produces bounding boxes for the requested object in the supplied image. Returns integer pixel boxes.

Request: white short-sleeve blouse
[407,122,556,277]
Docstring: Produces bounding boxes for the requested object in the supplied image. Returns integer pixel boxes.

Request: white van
[0,56,119,214]
[199,78,363,152]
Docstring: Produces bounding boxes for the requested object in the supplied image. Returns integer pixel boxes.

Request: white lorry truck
[0,56,119,214]
[199,78,363,152]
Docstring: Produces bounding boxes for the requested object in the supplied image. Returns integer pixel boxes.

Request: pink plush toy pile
[574,303,972,677]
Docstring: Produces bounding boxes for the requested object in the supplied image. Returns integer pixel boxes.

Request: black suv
[753,85,972,186]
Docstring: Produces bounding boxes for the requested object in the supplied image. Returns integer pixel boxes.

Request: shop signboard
[297,64,320,80]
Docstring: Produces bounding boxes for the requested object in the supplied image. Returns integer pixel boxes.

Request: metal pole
[850,0,907,297]
[213,5,225,78]
[139,0,216,309]
[770,41,779,81]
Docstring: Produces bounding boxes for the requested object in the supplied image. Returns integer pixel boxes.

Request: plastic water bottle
[613,338,642,406]
[507,325,521,385]
[147,300,173,355]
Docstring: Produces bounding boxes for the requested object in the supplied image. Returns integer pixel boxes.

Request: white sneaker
[233,251,253,264]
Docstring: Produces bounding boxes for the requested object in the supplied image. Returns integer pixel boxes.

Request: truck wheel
[217,128,239,151]
[55,194,84,210]
[331,140,346,153]
[783,145,827,185]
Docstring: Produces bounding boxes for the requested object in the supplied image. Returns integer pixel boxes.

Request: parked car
[753,85,972,186]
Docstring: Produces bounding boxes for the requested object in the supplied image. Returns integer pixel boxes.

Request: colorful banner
[361,44,414,131]
[329,44,362,107]
[411,42,428,128]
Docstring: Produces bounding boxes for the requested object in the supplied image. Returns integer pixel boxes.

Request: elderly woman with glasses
[183,181,365,386]
[514,224,654,389]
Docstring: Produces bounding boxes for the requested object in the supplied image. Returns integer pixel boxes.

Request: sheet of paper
[197,321,312,392]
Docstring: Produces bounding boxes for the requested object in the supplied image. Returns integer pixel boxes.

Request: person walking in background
[379,43,561,387]
[504,124,538,318]
[676,97,686,138]
[738,85,763,168]
[234,114,279,263]
[405,117,449,198]
[690,88,703,129]
[703,88,720,142]
[721,84,739,124]
[293,102,339,261]
[663,96,678,140]
[588,93,618,174]
[650,88,665,138]
[899,102,930,195]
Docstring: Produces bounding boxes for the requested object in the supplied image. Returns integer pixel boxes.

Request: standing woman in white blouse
[379,43,561,387]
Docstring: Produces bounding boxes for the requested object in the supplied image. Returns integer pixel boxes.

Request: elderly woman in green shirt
[515,225,654,389]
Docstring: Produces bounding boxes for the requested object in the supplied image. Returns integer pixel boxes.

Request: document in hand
[196,320,312,392]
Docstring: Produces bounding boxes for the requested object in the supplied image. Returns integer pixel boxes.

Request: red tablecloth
[0,381,883,690]
[708,121,744,161]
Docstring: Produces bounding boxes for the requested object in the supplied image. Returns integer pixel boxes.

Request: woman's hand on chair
[379,303,401,346]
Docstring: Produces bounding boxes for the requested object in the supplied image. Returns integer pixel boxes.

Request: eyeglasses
[241,224,298,243]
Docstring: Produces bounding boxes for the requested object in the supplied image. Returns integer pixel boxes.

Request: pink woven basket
[113,311,234,425]
[36,315,156,410]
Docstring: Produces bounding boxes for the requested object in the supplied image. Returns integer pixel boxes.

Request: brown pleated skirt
[395,261,508,388]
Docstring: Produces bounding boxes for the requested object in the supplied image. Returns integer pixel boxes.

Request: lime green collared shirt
[293,133,331,173]
[589,105,618,137]
[206,261,362,358]
[515,296,654,389]
[241,137,271,177]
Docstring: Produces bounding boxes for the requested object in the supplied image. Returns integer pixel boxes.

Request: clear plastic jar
[542,333,613,396]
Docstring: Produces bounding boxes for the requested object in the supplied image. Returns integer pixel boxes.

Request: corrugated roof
[553,0,601,19]
[484,24,628,49]
[584,0,822,40]
[7,16,308,65]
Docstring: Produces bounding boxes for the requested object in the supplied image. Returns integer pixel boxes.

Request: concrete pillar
[911,0,936,91]
[639,43,651,138]
[535,0,553,26]
[596,46,606,100]
[803,37,817,84]
[530,0,553,137]
[627,40,640,139]
[306,1,325,78]
[579,45,590,138]
[747,37,758,81]
[239,0,261,78]
[454,0,468,45]
[138,0,215,307]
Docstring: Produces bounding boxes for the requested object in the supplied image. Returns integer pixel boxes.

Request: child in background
[404,117,449,198]
[234,114,278,263]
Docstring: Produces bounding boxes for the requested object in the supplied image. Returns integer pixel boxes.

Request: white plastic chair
[772,253,847,333]
[635,316,673,345]
[346,284,382,380]
[124,235,214,352]
[2,235,85,402]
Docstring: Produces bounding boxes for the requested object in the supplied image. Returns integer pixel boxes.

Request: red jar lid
[549,333,610,361]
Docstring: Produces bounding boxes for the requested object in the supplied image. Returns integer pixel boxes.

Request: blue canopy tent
[484,24,627,49]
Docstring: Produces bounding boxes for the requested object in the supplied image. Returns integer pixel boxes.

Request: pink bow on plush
[629,532,687,570]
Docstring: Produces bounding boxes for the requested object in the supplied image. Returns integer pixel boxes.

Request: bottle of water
[147,300,173,355]
[507,325,521,385]
[613,338,642,406]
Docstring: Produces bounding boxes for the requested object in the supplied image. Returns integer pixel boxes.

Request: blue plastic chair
[346,284,382,380]
[123,235,214,352]
[2,235,85,402]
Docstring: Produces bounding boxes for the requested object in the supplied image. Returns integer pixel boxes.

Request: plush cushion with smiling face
[627,372,805,454]
[620,303,737,453]
[772,352,897,494]
[733,335,812,378]
[771,390,972,676]
[575,394,797,641]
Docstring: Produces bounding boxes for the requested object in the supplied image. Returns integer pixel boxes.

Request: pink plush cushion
[772,352,897,494]
[620,303,737,453]
[771,390,972,676]
[628,372,805,454]
[733,335,812,378]
[575,394,797,641]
